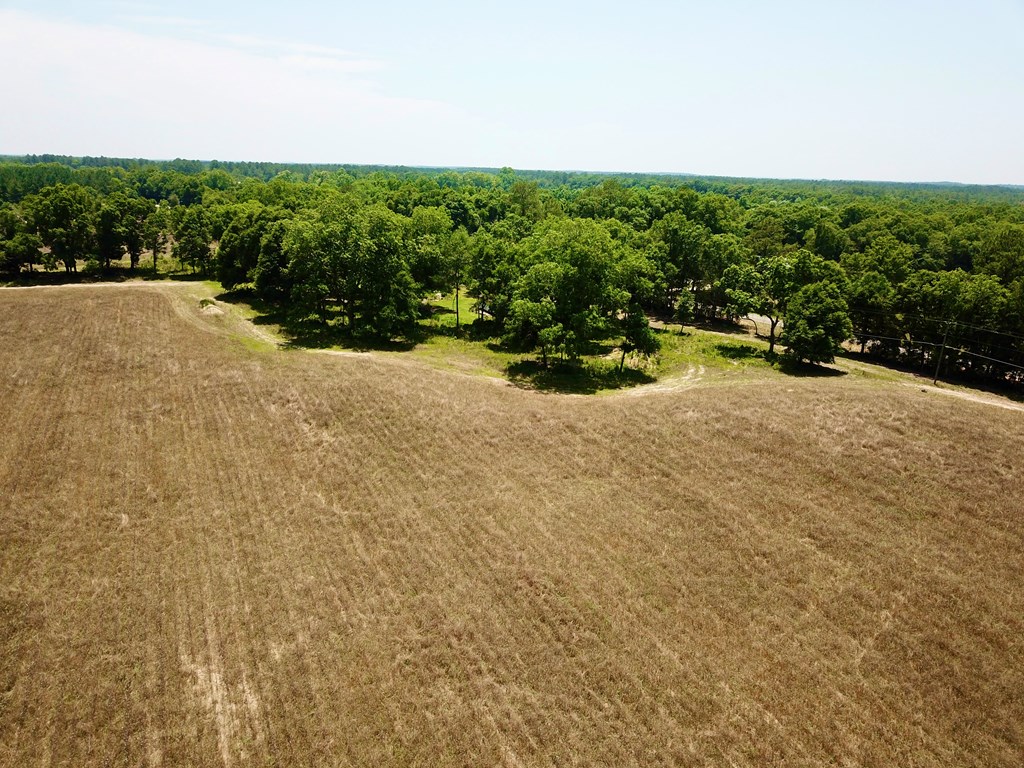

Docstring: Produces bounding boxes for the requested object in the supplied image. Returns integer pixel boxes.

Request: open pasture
[0,284,1022,766]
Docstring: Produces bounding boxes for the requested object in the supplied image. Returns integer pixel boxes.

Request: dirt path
[905,382,1024,413]
[620,363,707,397]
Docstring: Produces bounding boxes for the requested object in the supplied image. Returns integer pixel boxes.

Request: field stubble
[0,285,1022,766]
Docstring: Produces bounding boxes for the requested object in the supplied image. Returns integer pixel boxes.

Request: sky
[1,0,1022,184]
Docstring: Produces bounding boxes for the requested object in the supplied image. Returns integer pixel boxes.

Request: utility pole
[932,322,951,385]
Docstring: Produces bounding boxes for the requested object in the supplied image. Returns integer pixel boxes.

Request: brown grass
[0,284,1022,767]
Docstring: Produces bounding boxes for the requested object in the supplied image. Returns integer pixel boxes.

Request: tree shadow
[215,289,421,351]
[3,263,212,286]
[777,357,848,377]
[714,341,763,360]
[693,318,754,336]
[143,270,210,282]
[505,359,655,394]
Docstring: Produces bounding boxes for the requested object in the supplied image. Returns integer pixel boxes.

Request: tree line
[2,157,1023,383]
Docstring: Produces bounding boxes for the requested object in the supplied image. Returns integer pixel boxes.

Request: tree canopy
[2,155,1023,383]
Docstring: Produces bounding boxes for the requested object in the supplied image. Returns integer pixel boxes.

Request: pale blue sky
[1,1,1022,183]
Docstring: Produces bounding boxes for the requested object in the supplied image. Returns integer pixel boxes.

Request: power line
[849,311,1024,358]
[849,307,1024,343]
[852,332,1024,372]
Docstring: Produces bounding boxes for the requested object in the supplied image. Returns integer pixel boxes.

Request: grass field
[1,283,1022,767]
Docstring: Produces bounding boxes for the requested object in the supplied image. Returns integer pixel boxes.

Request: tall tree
[782,282,853,365]
[619,303,660,372]
[29,183,96,272]
[173,207,212,274]
[216,202,287,289]
[96,199,125,269]
[506,218,627,362]
[144,205,171,273]
[721,249,845,354]
[445,227,471,330]
[406,205,453,291]
[352,204,419,338]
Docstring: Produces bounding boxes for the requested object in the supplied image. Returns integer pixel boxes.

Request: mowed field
[1,285,1022,767]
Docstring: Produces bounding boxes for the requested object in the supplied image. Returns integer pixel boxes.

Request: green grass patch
[218,289,786,394]
[651,324,775,374]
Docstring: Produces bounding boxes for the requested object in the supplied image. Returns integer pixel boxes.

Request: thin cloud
[210,32,366,61]
[0,8,462,163]
[114,13,210,28]
[110,16,384,72]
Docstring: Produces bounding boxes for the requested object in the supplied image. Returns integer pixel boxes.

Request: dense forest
[2,155,1023,385]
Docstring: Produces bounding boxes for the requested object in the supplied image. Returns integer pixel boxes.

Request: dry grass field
[1,283,1022,767]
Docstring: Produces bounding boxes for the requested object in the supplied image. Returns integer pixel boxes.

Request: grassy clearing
[215,286,902,394]
[0,283,1022,766]
[362,292,782,393]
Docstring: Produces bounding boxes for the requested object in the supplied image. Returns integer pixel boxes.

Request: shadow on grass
[777,357,848,377]
[506,359,655,394]
[2,265,210,286]
[692,318,755,337]
[215,289,423,352]
[714,341,763,360]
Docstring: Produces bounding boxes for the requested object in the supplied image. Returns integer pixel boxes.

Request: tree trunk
[619,348,627,373]
[455,285,460,330]
[769,316,779,354]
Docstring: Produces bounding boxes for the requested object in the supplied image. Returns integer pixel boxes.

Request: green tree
[445,227,471,330]
[508,181,545,222]
[720,249,846,354]
[97,192,153,271]
[468,230,519,324]
[782,282,853,364]
[841,233,917,284]
[284,201,418,339]
[352,204,419,338]
[1,232,43,274]
[720,254,793,353]
[0,204,41,273]
[283,201,359,324]
[29,183,97,272]
[674,290,695,327]
[506,218,627,362]
[173,207,212,274]
[846,270,896,354]
[614,246,663,309]
[976,223,1024,284]
[216,202,287,289]
[96,199,125,269]
[252,219,291,300]
[285,220,333,323]
[406,205,453,291]
[650,211,710,299]
[144,205,171,274]
[805,219,849,261]
[619,303,660,372]
[507,263,562,365]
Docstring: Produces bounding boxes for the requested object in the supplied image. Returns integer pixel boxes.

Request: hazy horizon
[2,1,1022,186]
